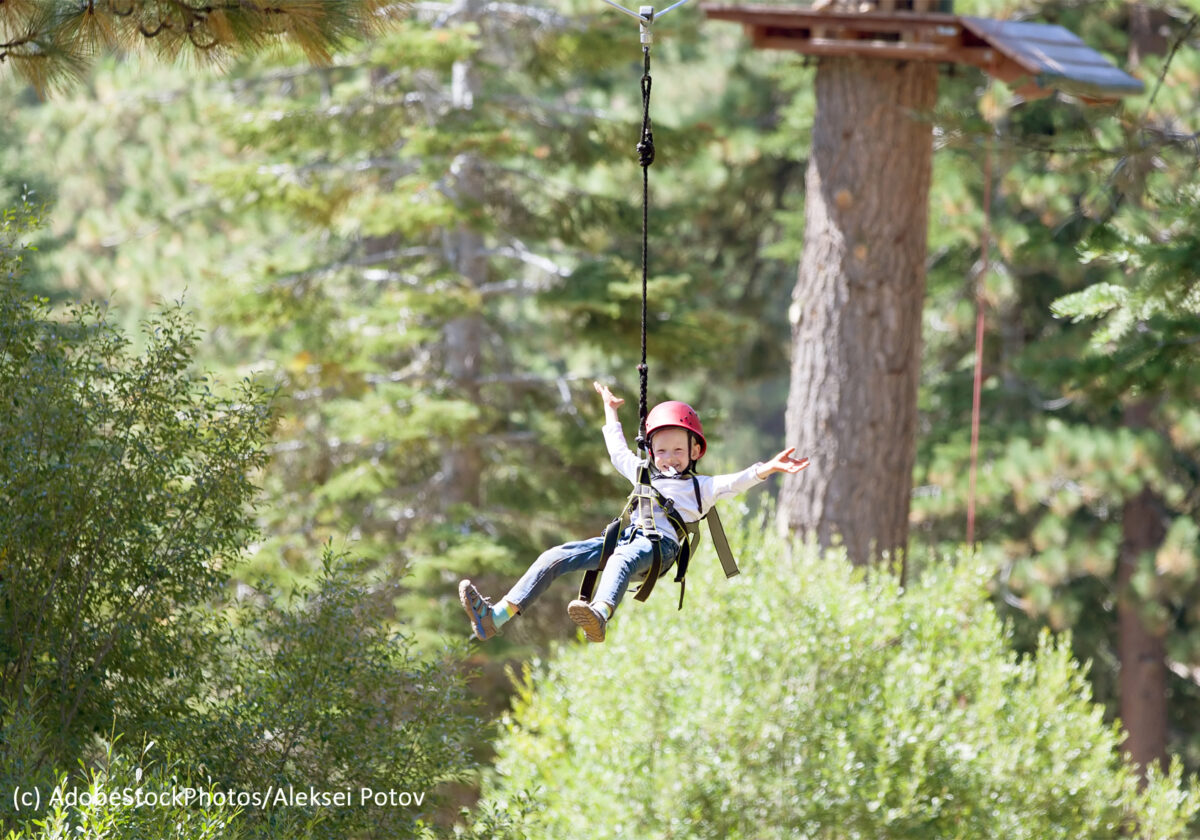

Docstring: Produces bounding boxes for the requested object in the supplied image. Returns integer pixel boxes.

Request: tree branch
[1147,13,1200,111]
[275,246,438,288]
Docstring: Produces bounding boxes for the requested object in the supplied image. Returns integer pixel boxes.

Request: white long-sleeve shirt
[603,421,767,539]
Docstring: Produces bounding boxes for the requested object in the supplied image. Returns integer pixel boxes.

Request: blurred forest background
[3,0,1200,836]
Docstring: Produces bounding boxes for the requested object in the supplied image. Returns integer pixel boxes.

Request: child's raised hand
[761,447,810,477]
[593,381,625,410]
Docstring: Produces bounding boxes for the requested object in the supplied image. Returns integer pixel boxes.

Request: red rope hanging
[966,130,994,549]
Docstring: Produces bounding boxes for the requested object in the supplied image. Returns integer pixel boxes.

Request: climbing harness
[579,462,740,610]
[579,0,741,610]
[578,462,681,607]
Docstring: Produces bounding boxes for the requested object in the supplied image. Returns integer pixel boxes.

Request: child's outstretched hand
[593,381,624,410]
[757,447,811,478]
[594,381,624,426]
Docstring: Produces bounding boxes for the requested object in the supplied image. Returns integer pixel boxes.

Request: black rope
[636,44,654,452]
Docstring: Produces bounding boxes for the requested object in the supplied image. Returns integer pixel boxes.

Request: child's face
[650,427,702,474]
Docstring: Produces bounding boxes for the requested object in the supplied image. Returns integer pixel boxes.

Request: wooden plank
[752,35,951,61]
[751,30,999,65]
[939,45,999,68]
[708,2,1143,98]
[702,4,959,29]
[717,13,967,63]
[810,37,945,54]
[720,13,949,37]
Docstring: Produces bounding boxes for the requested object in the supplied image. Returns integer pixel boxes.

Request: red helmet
[645,401,707,459]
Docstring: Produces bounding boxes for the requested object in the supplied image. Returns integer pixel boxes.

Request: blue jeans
[504,526,679,614]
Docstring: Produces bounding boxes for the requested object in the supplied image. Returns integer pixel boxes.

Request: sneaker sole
[567,600,606,643]
[458,580,495,641]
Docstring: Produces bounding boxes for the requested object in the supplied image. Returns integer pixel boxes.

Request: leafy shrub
[477,514,1199,839]
[1,208,274,794]
[3,741,254,840]
[166,548,482,839]
[2,208,485,838]
[4,551,484,840]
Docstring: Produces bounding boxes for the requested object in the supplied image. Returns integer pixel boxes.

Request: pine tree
[0,0,383,94]
[780,55,937,564]
[909,0,1200,773]
[3,0,810,660]
[189,0,808,650]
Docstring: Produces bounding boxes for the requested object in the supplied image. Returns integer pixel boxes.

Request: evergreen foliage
[1057,181,1200,401]
[910,0,1200,762]
[477,520,1200,839]
[1,208,485,838]
[0,202,273,776]
[0,0,386,94]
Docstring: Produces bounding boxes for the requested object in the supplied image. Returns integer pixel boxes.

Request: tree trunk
[780,57,937,565]
[1118,399,1169,775]
[1128,3,1169,70]
[441,31,487,509]
[1116,9,1172,781]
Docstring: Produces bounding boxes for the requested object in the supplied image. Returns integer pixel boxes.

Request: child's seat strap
[578,466,739,611]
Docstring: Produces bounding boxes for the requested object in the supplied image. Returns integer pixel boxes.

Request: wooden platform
[701,4,1144,101]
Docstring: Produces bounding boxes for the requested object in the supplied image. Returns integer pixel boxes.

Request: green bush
[2,208,485,838]
[3,741,256,840]
[477,515,1199,839]
[3,552,482,840]
[3,547,483,840]
[1,207,274,792]
[167,548,482,839]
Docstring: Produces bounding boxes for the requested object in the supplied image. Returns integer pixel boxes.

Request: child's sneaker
[459,580,499,641]
[567,599,607,643]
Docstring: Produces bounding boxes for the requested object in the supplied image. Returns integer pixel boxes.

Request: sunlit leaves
[479,524,1200,839]
[0,0,388,95]
[0,237,274,775]
[176,548,480,838]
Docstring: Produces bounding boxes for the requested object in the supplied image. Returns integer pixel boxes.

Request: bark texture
[1118,400,1169,775]
[780,57,937,564]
